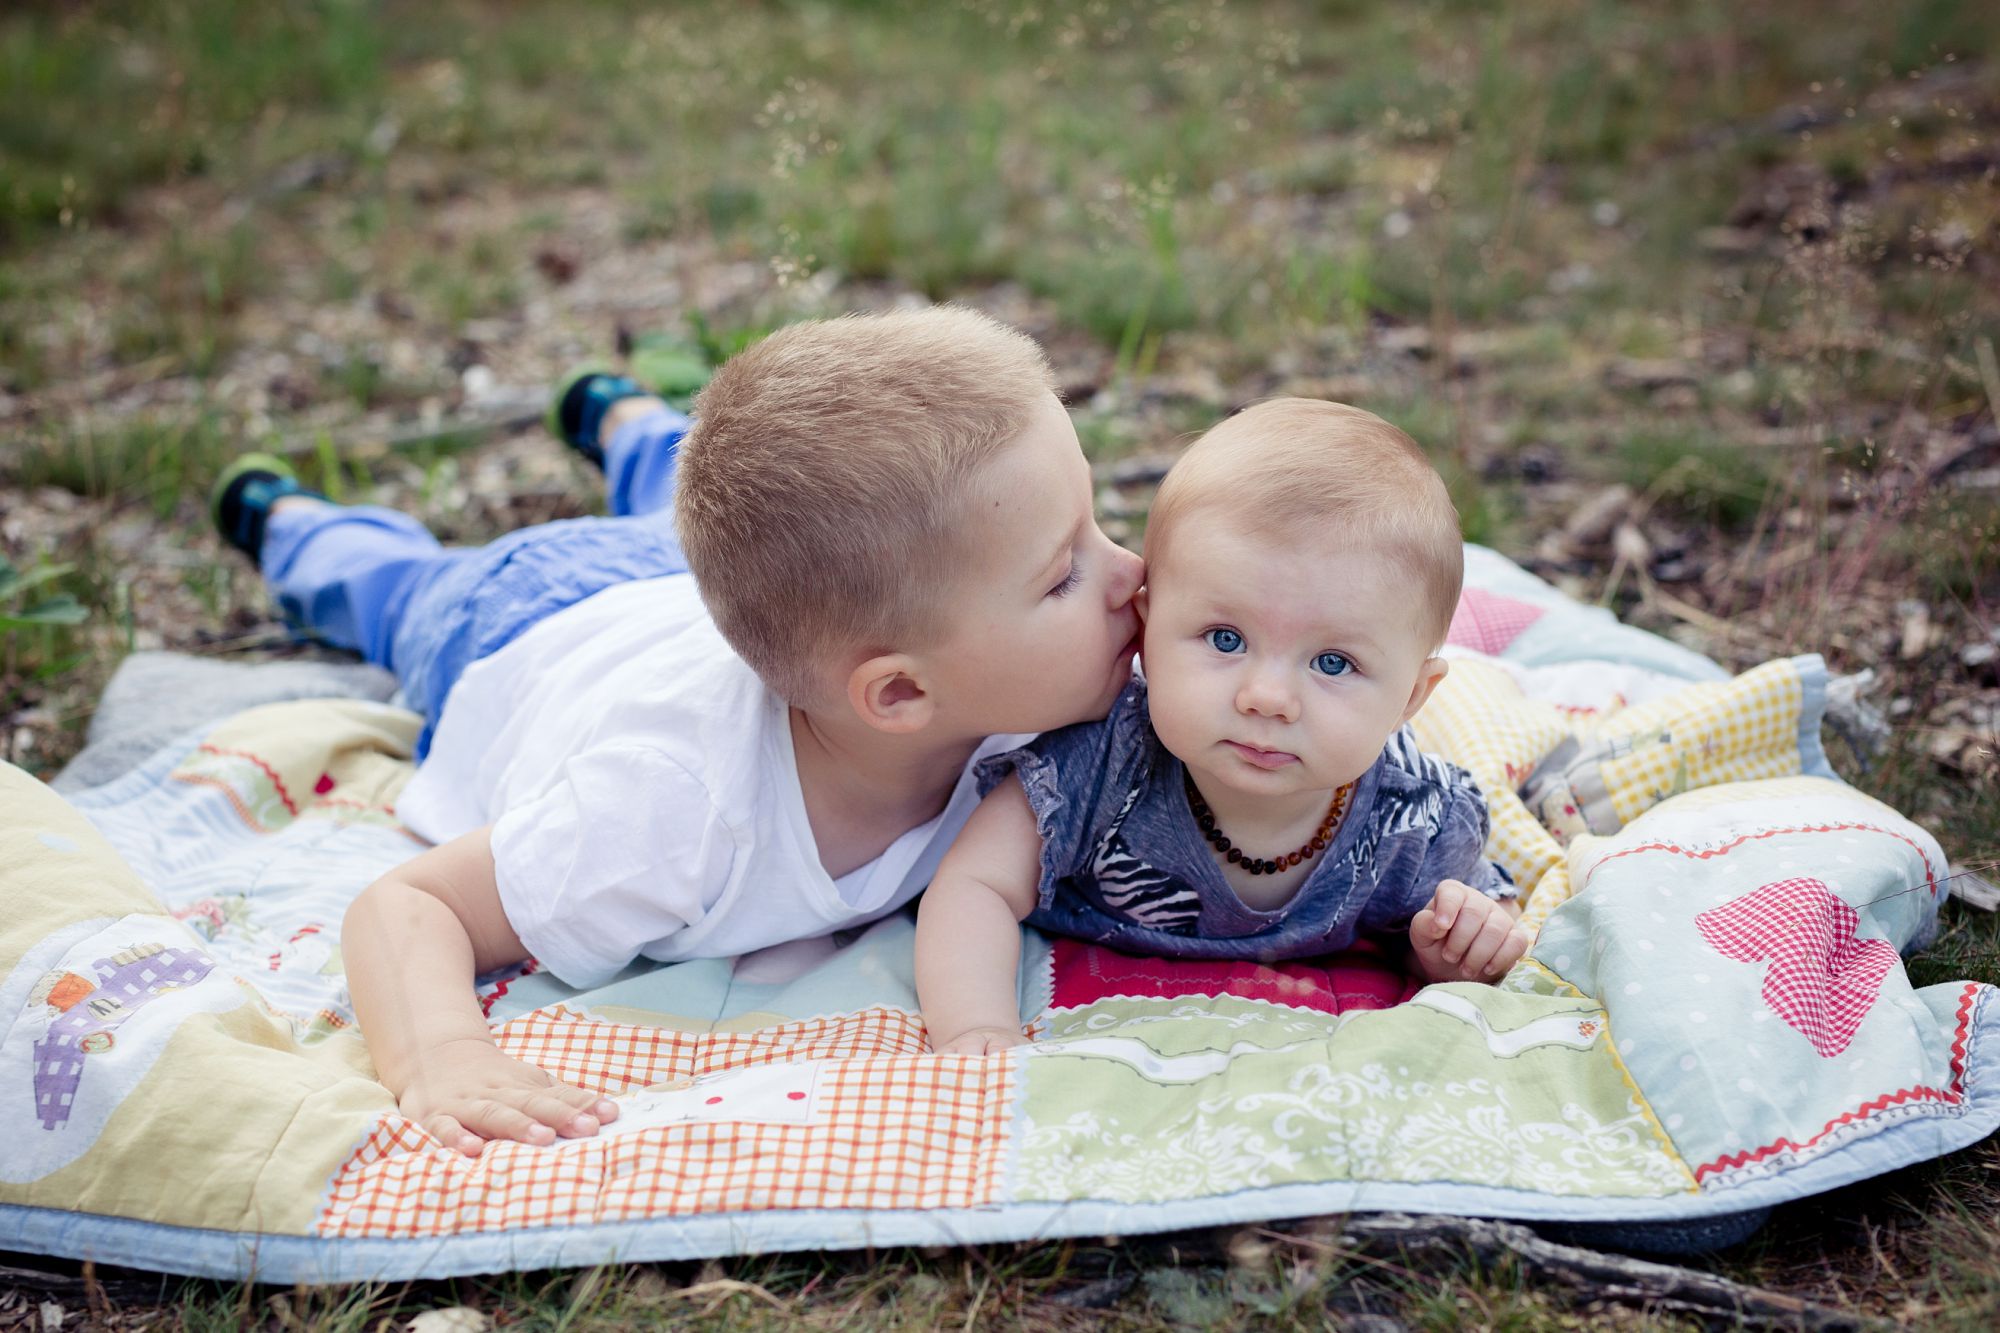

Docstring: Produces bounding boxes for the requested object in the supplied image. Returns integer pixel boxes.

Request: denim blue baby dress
[975,678,1515,962]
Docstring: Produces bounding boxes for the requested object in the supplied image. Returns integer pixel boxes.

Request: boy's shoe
[547,367,647,470]
[209,453,327,567]
[548,338,714,469]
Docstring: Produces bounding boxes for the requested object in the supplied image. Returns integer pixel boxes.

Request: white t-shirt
[396,575,1030,988]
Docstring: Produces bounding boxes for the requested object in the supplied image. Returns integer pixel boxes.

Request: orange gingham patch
[315,1006,1015,1236]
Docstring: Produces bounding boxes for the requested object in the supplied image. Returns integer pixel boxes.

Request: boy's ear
[847,653,936,734]
[1398,655,1450,725]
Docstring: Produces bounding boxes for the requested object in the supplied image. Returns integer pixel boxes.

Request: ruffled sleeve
[1357,731,1515,932]
[973,680,1152,911]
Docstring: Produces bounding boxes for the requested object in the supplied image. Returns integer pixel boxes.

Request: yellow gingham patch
[1411,657,1817,931]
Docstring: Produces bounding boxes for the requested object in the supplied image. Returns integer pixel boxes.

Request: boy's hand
[931,1026,1031,1056]
[398,1036,621,1158]
[1410,879,1530,984]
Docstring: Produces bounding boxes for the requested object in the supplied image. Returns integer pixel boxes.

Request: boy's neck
[787,705,982,880]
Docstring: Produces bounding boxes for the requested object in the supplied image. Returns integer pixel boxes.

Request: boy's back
[399,572,1034,981]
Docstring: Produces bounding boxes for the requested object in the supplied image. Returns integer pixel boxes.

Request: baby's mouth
[1225,740,1299,769]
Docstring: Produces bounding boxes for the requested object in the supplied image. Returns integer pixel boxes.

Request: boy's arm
[915,780,1045,1054]
[342,826,618,1156]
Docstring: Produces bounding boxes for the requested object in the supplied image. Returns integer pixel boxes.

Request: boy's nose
[1106,544,1145,606]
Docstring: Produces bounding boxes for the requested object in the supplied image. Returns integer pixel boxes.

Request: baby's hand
[1410,879,1531,984]
[397,1036,620,1158]
[932,1026,1031,1056]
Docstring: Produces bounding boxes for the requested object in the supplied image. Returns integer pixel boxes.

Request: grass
[2,0,1997,1326]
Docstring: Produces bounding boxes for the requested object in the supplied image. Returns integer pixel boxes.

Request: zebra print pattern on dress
[1090,831,1201,934]
[1088,782,1201,934]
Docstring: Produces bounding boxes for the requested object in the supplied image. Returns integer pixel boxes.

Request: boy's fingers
[549,1083,619,1131]
[515,1090,602,1137]
[425,1113,483,1158]
[462,1098,557,1146]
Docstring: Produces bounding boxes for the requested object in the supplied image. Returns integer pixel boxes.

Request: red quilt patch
[1047,936,1422,1015]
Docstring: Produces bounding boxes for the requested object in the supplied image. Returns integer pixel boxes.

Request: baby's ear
[1399,655,1450,724]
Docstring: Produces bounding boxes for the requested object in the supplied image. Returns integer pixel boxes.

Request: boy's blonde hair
[1146,399,1464,648]
[675,306,1056,704]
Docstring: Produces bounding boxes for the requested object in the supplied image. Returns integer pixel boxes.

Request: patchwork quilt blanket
[1,546,1991,1282]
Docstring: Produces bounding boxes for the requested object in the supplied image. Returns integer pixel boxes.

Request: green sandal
[209,453,327,566]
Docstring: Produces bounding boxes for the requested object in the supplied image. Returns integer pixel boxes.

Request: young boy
[915,399,1530,1054]
[211,307,1145,1155]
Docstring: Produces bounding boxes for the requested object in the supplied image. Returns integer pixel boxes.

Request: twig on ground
[1646,586,1785,657]
[268,396,546,464]
[1275,1213,1883,1331]
[1948,863,2000,912]
[0,1261,175,1307]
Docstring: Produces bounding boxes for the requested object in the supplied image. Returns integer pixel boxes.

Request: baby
[916,399,1530,1053]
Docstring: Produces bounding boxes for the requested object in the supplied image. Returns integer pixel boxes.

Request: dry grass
[2,1,1997,1327]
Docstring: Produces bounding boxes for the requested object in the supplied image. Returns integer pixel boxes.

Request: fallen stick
[0,1259,177,1307]
[1273,1213,1879,1331]
[268,394,546,463]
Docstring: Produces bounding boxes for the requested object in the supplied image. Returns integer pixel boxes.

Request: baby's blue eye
[1205,628,1245,654]
[1313,651,1352,677]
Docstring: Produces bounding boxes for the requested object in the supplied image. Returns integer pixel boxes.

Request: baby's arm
[342,827,618,1156]
[1409,879,1529,983]
[914,780,1044,1054]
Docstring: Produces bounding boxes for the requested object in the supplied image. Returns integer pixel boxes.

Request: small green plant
[0,553,87,635]
[1,552,91,752]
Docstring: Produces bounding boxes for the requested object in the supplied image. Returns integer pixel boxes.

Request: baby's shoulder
[1376,725,1472,791]
[1352,727,1486,840]
[990,678,1154,785]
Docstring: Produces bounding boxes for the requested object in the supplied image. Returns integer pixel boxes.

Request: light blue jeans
[260,407,694,757]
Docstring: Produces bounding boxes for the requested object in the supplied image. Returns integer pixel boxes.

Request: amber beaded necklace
[1183,771,1356,876]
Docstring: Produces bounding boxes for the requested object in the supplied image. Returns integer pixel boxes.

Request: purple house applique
[30,943,216,1131]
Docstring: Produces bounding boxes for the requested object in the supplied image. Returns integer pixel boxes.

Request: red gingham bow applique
[1694,876,1897,1058]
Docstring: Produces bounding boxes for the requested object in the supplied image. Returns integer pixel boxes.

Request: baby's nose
[1236,669,1298,719]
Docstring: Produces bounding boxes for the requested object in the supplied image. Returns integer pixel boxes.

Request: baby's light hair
[674,306,1056,704]
[1145,399,1464,649]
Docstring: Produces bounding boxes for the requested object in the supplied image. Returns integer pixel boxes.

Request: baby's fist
[1410,879,1530,984]
[933,1026,1030,1056]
